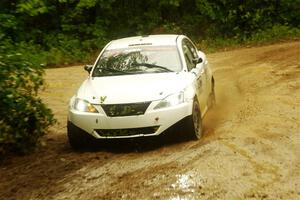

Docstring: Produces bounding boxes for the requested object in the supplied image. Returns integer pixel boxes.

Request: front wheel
[67,121,95,150]
[186,100,203,140]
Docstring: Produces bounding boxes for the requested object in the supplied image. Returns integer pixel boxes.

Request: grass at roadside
[197,25,300,53]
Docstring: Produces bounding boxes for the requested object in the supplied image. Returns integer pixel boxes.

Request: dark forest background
[1,0,299,66]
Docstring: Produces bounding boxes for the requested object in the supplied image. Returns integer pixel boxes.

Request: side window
[188,43,198,59]
[182,39,198,71]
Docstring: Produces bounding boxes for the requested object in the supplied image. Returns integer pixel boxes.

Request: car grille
[101,102,151,117]
[95,126,159,137]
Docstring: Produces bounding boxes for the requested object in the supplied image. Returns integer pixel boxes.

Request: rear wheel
[186,100,203,140]
[67,121,95,150]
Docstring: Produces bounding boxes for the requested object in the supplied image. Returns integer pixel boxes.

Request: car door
[182,39,207,114]
[197,50,211,104]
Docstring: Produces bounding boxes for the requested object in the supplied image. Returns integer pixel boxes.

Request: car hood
[76,72,193,104]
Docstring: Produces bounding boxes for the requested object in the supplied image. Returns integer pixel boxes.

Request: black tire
[67,121,95,150]
[186,100,203,140]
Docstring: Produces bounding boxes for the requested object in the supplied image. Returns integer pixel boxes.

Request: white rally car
[67,34,215,149]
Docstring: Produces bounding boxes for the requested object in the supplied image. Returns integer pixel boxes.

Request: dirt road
[1,41,299,200]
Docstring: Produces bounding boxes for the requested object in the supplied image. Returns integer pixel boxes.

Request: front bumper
[68,100,193,139]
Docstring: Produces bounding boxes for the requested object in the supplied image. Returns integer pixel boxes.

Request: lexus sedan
[67,34,215,149]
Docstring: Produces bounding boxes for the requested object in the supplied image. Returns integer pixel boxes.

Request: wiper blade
[100,67,131,74]
[133,63,173,72]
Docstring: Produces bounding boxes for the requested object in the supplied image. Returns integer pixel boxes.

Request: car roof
[106,34,181,50]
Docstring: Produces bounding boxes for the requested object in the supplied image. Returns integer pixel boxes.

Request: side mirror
[197,50,207,65]
[84,65,93,73]
[192,57,203,65]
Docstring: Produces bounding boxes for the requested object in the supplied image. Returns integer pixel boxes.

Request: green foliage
[0,42,55,156]
[0,0,299,66]
[16,0,49,16]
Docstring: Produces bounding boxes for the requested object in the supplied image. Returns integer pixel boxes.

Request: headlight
[73,98,98,113]
[154,92,184,110]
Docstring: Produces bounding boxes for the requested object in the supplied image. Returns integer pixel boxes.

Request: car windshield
[92,45,181,77]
